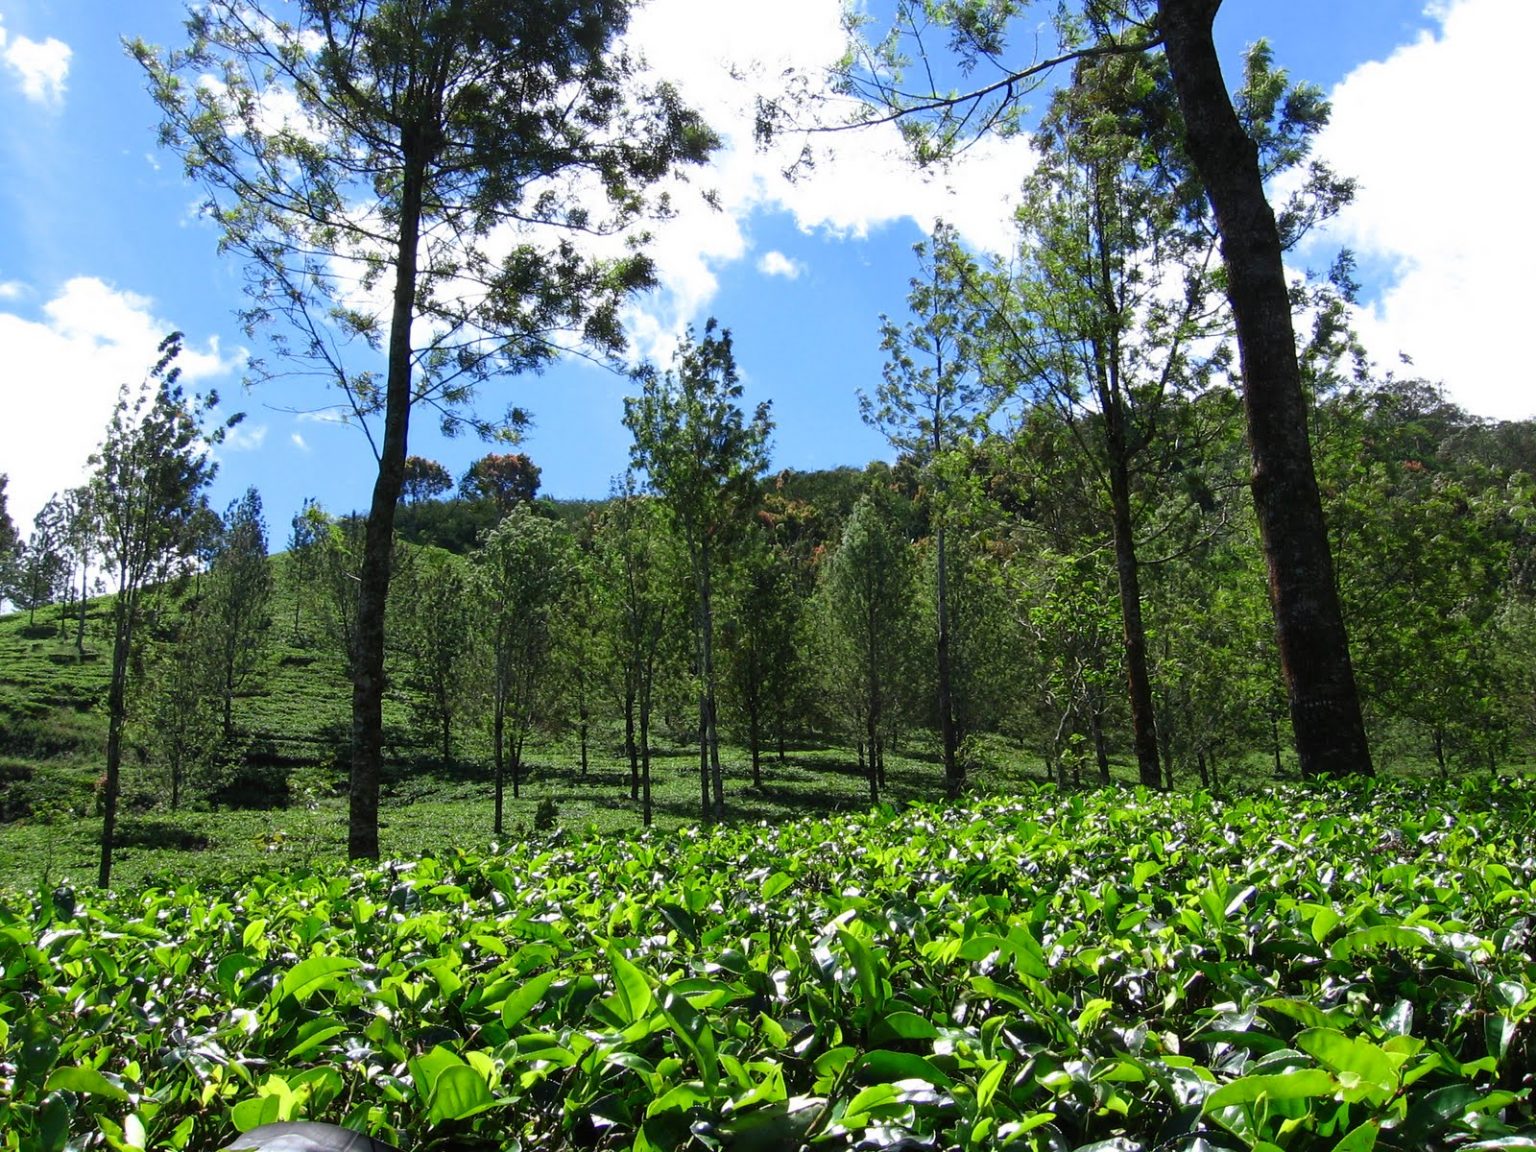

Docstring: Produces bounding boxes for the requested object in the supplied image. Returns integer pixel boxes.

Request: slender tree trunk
[493,703,506,835]
[1104,409,1163,788]
[1089,693,1111,785]
[935,522,961,794]
[698,554,724,819]
[866,680,881,804]
[748,690,762,788]
[98,589,134,888]
[76,561,89,655]
[1432,726,1447,779]
[625,688,639,801]
[1160,0,1371,779]
[640,689,654,829]
[578,691,590,777]
[1197,748,1209,788]
[348,149,426,860]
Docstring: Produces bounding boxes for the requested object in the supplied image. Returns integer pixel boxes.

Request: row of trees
[9,0,1501,869]
[7,341,1531,858]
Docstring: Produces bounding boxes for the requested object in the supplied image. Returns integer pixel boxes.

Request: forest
[1,0,1534,1149]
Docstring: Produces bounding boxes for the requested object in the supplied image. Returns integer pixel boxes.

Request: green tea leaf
[45,1066,130,1101]
[1204,1068,1336,1111]
[604,940,654,1024]
[501,972,557,1029]
[280,955,360,1004]
[428,1065,496,1122]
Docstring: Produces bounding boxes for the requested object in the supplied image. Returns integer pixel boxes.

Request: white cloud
[0,277,243,530]
[0,280,24,300]
[618,0,1035,357]
[222,422,268,452]
[758,250,805,279]
[1297,0,1535,420]
[0,15,71,106]
[291,432,310,452]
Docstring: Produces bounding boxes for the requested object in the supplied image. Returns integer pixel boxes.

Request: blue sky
[1,0,1530,545]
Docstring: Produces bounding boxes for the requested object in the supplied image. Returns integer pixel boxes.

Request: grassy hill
[0,562,1045,893]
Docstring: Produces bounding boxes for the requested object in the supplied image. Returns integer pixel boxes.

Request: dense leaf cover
[3,779,1533,1151]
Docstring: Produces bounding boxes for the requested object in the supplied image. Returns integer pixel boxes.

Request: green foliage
[471,506,578,829]
[0,474,18,604]
[203,487,275,740]
[394,548,476,766]
[1,778,1532,1150]
[625,319,774,821]
[815,491,919,796]
[90,332,230,887]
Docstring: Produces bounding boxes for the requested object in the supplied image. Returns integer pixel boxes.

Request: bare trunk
[1105,419,1162,788]
[349,151,426,860]
[492,702,506,835]
[935,522,961,794]
[76,561,89,655]
[625,689,639,801]
[697,546,724,820]
[1161,0,1371,779]
[98,588,134,888]
[640,697,654,829]
[1090,693,1111,785]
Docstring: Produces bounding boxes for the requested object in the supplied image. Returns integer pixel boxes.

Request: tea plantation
[2,777,1533,1151]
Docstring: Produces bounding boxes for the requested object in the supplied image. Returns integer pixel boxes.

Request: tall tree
[0,475,19,610]
[17,497,69,628]
[817,492,918,802]
[625,320,772,821]
[137,0,717,859]
[459,452,543,516]
[721,524,802,788]
[285,498,325,643]
[471,505,574,834]
[1158,0,1370,776]
[973,51,1229,787]
[401,456,454,505]
[813,0,1371,778]
[90,333,227,887]
[869,224,996,794]
[203,487,274,739]
[593,478,677,827]
[60,485,97,654]
[397,548,476,767]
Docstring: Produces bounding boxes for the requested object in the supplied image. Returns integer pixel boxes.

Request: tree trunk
[348,149,425,860]
[625,688,639,801]
[1160,0,1371,779]
[76,561,89,655]
[748,691,762,788]
[493,703,506,836]
[1103,402,1163,788]
[640,693,654,829]
[935,522,962,794]
[1089,693,1111,785]
[698,553,725,820]
[866,683,881,804]
[98,589,134,888]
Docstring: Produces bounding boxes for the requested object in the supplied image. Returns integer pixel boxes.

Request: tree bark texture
[1159,0,1372,778]
[349,152,425,859]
